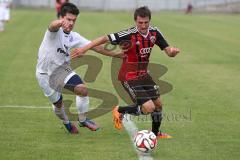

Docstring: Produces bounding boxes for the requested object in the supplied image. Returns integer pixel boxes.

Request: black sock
[151,110,163,136]
[118,104,141,115]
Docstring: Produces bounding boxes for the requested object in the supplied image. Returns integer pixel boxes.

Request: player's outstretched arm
[164,46,180,57]
[71,36,109,59]
[91,46,124,58]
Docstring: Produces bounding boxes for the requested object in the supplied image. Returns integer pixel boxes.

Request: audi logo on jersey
[140,47,152,57]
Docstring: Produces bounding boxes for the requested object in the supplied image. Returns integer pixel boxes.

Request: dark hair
[134,6,151,20]
[60,3,79,17]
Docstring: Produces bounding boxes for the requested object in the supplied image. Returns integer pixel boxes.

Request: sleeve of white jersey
[45,28,60,40]
[70,32,91,49]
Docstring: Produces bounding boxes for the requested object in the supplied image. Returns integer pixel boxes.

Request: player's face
[135,16,150,35]
[61,13,77,33]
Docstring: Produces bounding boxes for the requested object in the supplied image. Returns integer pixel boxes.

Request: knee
[154,99,163,110]
[53,97,63,108]
[74,85,88,96]
[142,100,155,114]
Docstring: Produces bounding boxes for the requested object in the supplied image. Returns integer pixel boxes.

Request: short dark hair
[60,3,79,17]
[134,6,151,20]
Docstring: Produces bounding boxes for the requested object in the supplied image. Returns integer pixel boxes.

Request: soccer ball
[133,130,157,153]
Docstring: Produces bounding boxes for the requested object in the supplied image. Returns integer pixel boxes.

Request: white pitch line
[122,114,154,160]
[0,105,51,109]
[0,105,112,110]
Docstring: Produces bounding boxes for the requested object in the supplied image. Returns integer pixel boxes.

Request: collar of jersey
[135,26,149,38]
[63,30,70,35]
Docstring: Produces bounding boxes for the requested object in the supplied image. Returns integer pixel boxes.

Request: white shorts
[36,71,76,104]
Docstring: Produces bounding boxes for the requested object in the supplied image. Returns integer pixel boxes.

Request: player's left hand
[166,47,180,57]
[71,48,86,59]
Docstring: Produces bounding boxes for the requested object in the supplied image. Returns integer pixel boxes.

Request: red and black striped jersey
[107,26,169,81]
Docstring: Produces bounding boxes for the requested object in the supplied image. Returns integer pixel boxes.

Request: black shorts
[121,74,160,105]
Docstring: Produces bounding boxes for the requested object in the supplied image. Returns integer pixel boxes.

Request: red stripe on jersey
[137,32,144,62]
[118,31,155,81]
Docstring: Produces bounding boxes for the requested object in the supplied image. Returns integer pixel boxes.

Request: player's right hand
[61,20,72,32]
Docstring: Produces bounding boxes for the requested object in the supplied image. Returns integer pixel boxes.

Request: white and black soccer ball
[133,130,157,153]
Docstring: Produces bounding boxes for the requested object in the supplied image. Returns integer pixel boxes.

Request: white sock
[0,21,4,31]
[52,104,69,124]
[76,96,89,122]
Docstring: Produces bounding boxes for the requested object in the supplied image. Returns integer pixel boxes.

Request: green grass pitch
[0,9,240,160]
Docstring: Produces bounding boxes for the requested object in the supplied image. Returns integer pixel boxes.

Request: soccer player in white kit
[0,0,11,32]
[36,3,122,134]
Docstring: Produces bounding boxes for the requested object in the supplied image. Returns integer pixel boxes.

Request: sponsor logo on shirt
[140,47,152,57]
[64,45,69,50]
[57,48,69,57]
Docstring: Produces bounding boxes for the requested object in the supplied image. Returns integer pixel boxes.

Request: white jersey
[36,28,90,75]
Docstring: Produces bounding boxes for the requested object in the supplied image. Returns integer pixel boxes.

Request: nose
[69,20,74,26]
[141,23,147,29]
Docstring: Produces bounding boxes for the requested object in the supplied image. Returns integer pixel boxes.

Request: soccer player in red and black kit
[72,6,180,138]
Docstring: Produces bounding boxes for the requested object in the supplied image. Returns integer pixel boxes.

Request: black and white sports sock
[151,110,163,136]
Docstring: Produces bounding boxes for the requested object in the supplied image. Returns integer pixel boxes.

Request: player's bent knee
[153,98,163,110]
[155,103,162,110]
[142,100,155,114]
[74,85,88,96]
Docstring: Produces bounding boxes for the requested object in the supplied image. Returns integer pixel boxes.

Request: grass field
[0,9,240,160]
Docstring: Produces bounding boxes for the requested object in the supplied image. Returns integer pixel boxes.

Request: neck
[136,27,149,37]
[139,30,147,35]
